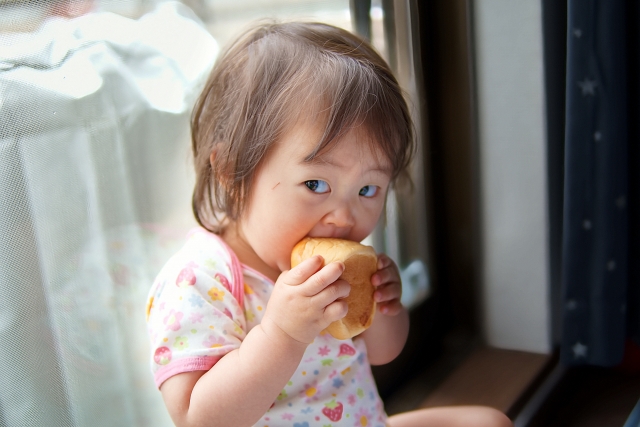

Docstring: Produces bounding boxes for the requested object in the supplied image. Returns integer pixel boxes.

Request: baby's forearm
[361,307,409,365]
[172,318,308,427]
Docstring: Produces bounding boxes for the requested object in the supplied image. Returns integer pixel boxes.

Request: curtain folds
[560,0,639,366]
[0,4,215,425]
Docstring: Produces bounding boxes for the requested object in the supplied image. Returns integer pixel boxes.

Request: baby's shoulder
[150,227,243,303]
[159,228,235,275]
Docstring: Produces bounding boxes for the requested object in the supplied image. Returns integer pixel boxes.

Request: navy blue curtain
[560,0,640,366]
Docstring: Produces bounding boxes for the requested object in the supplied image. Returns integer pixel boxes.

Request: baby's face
[235,120,392,279]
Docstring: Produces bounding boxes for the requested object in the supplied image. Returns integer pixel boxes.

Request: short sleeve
[146,234,247,388]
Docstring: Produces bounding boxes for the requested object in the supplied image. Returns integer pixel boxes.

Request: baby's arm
[360,253,410,365]
[160,256,349,427]
[161,318,306,427]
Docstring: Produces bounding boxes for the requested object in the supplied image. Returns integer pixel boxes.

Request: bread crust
[290,237,377,340]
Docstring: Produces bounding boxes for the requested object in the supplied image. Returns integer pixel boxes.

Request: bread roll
[290,237,377,340]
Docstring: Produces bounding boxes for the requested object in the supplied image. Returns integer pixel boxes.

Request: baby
[146,21,513,427]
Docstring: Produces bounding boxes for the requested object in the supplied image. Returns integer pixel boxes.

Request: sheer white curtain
[0,3,215,425]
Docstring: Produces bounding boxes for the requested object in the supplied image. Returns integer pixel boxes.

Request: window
[0,2,428,424]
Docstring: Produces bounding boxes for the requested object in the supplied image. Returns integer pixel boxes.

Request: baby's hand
[262,256,350,344]
[371,254,403,316]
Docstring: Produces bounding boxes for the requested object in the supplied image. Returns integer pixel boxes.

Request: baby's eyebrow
[303,155,392,175]
[302,156,337,167]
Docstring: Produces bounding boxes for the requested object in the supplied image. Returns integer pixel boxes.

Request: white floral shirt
[146,228,388,427]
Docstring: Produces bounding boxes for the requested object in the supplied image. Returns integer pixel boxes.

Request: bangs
[261,25,414,183]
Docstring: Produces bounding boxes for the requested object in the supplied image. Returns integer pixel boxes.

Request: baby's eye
[359,185,378,197]
[304,180,330,194]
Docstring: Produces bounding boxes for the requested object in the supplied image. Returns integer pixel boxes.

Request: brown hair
[191,21,415,232]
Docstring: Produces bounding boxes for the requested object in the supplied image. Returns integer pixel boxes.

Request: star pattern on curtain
[593,131,602,141]
[572,342,588,359]
[561,0,632,368]
[577,78,597,95]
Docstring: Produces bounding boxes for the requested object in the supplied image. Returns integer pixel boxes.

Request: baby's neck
[221,224,281,282]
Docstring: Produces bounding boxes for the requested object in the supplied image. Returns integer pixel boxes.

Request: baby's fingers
[312,277,350,307]
[376,253,397,271]
[283,255,325,286]
[315,278,350,323]
[373,281,402,304]
[371,267,399,288]
[299,261,345,296]
[323,297,349,323]
[377,299,404,316]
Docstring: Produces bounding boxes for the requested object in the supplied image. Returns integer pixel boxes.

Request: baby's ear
[209,143,228,174]
[210,144,231,189]
[209,144,220,168]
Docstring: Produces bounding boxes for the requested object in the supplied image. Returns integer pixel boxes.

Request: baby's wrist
[260,315,311,349]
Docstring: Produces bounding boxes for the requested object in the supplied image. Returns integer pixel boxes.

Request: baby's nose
[324,204,356,228]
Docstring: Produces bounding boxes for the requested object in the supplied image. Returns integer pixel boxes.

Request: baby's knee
[473,407,513,427]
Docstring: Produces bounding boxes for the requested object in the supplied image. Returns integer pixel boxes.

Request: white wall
[473,0,550,353]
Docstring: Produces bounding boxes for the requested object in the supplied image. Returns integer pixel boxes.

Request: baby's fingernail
[381,306,389,314]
